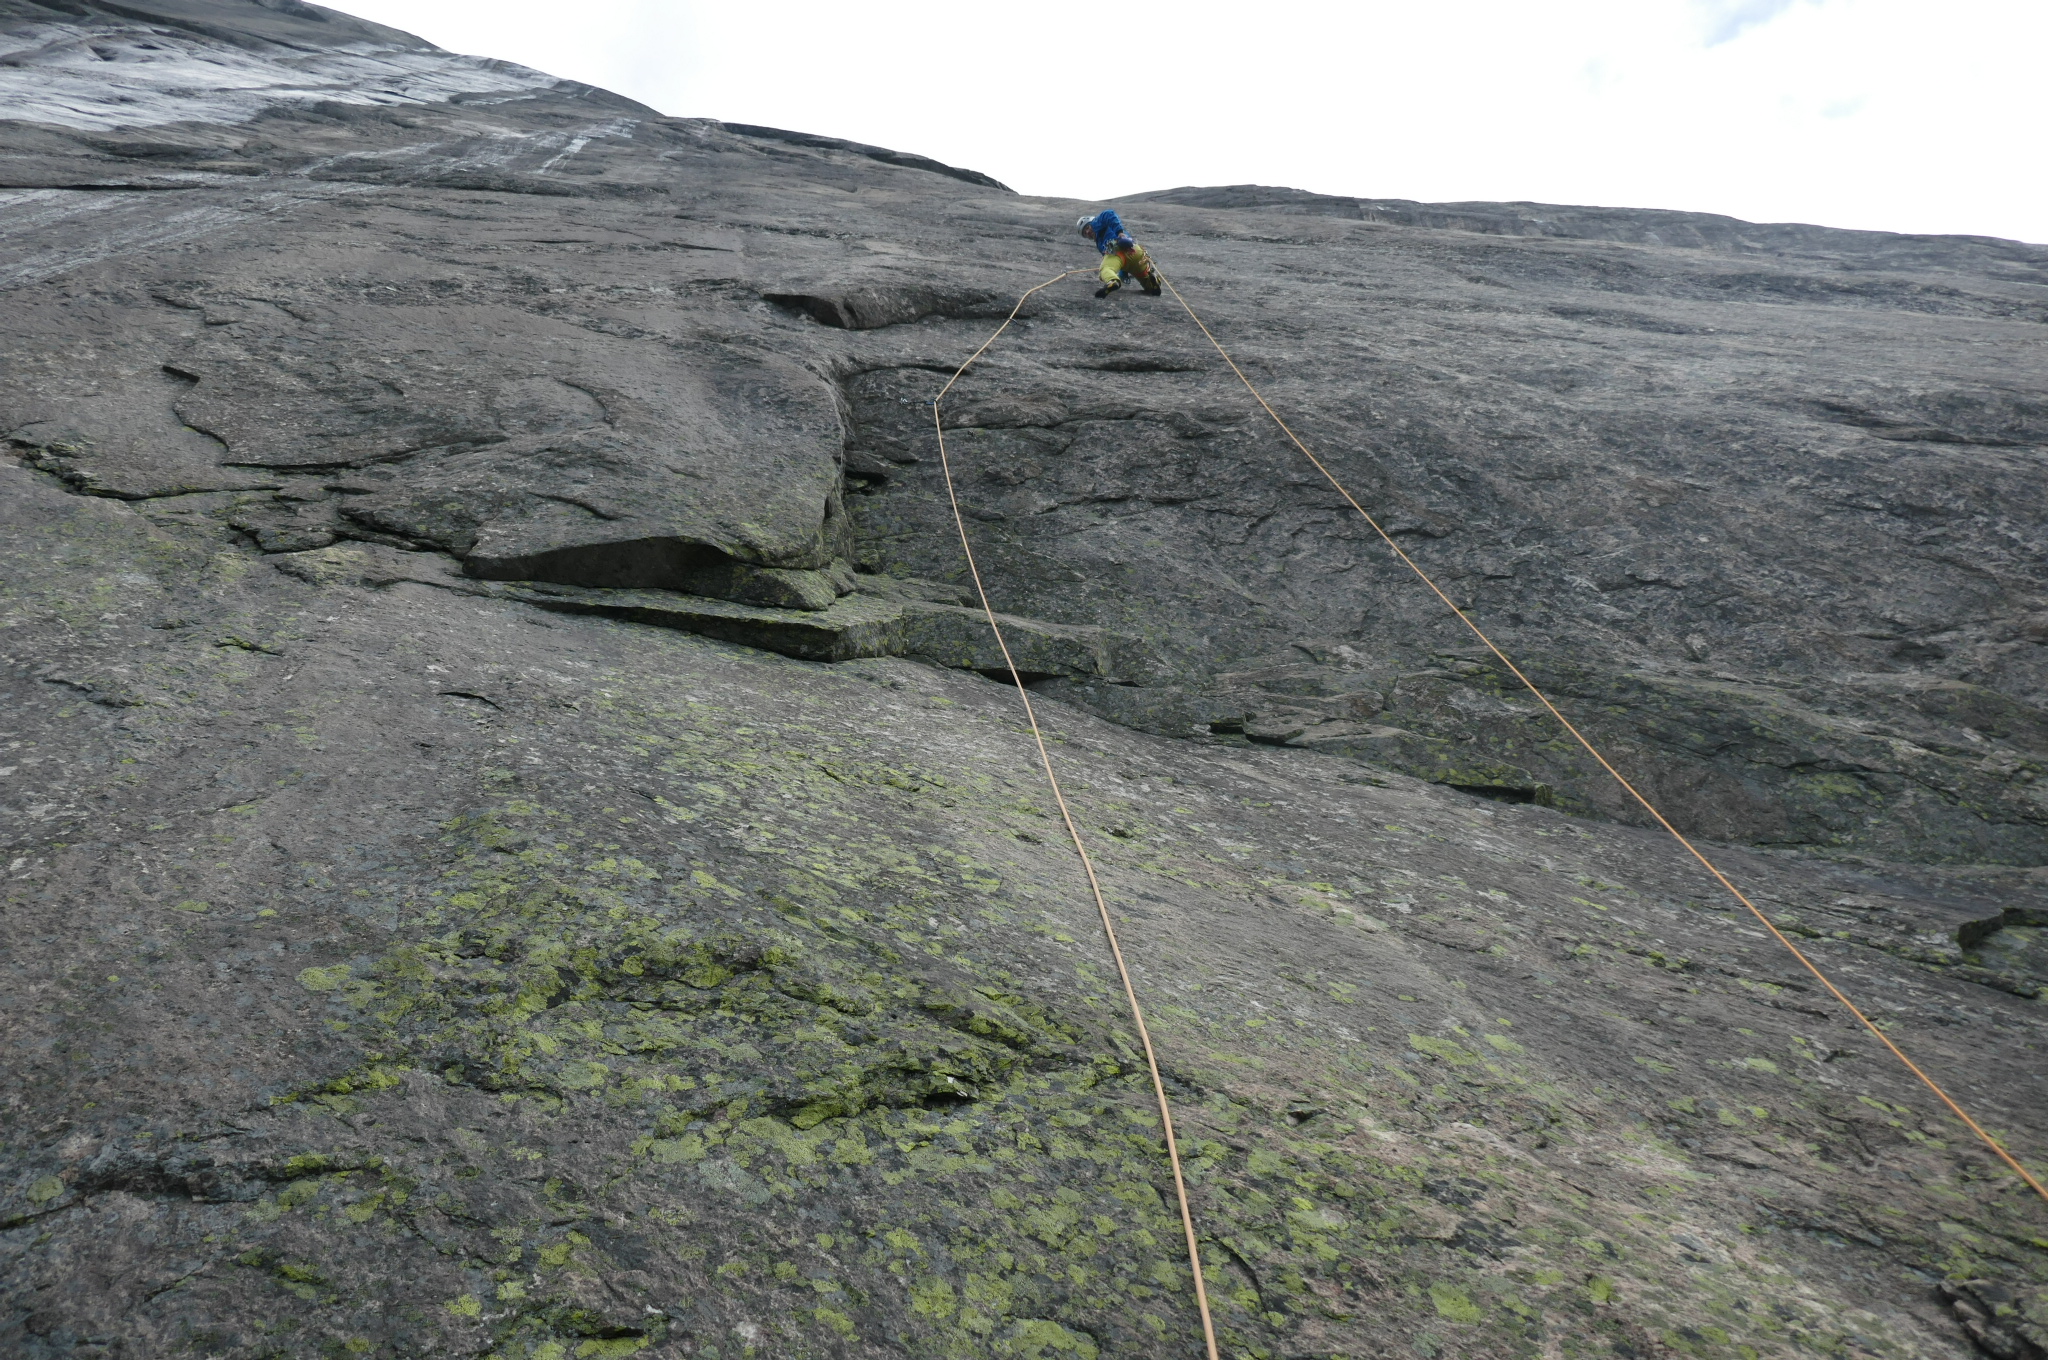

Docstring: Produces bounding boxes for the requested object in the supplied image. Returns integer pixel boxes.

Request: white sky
[337,0,2046,244]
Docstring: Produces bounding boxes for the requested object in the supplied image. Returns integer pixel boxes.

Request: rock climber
[1076,209,1162,298]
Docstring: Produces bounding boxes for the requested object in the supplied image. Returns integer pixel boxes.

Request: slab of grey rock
[4,3,2048,1356]
[5,448,2047,1360]
[6,0,2045,864]
[502,578,1152,679]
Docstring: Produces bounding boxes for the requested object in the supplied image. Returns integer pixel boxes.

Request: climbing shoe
[1095,280,1120,298]
[1140,274,1162,296]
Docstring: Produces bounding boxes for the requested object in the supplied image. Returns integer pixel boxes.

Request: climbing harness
[931,255,2046,1356]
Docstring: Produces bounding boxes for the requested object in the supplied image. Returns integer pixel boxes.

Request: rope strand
[931,268,1223,1360]
[1154,268,2048,1207]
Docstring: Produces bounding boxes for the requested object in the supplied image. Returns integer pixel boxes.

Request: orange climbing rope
[930,268,1223,1360]
[1149,268,2048,1209]
[933,253,2042,1359]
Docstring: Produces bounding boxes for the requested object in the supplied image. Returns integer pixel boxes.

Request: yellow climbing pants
[1100,242,1157,290]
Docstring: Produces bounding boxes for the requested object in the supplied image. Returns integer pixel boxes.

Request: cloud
[1694,0,1805,46]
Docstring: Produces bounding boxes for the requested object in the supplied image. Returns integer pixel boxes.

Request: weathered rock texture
[3,3,2047,1359]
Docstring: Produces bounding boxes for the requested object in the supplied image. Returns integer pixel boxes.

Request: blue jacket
[1083,209,1134,255]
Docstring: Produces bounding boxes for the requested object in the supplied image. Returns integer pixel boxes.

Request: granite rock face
[4,3,2048,1359]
